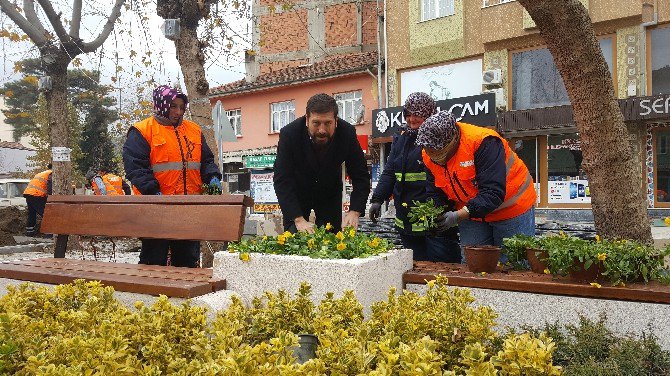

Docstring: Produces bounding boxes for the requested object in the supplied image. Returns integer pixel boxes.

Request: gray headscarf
[415,111,459,150]
[404,92,436,120]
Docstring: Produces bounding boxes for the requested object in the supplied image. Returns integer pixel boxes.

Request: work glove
[369,202,382,223]
[155,191,162,195]
[210,177,222,191]
[433,211,460,234]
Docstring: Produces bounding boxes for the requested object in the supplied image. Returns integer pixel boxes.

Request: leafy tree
[517,0,652,243]
[78,101,119,176]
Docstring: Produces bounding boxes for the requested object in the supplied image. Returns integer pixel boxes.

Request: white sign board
[51,147,71,162]
[548,180,591,204]
[250,170,278,203]
[400,59,483,103]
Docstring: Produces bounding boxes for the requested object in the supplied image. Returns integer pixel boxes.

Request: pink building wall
[210,73,378,153]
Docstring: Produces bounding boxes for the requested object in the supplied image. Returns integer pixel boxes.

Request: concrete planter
[213,249,413,313]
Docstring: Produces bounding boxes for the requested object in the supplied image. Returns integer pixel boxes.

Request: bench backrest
[41,195,254,241]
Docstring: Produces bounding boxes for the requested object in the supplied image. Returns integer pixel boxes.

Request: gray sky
[0,2,248,102]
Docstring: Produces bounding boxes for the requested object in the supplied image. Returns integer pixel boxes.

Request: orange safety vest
[92,174,125,195]
[422,122,536,222]
[132,117,203,195]
[23,170,52,197]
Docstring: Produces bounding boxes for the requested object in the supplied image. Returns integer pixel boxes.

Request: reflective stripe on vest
[394,217,426,232]
[25,184,47,195]
[151,161,202,173]
[394,172,426,182]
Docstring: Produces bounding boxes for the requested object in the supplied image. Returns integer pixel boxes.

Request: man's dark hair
[306,93,338,118]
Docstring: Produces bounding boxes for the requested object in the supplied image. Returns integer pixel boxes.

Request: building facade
[381,0,670,213]
[209,0,383,212]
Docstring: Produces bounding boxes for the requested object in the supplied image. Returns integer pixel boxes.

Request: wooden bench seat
[2,195,253,298]
[0,258,224,298]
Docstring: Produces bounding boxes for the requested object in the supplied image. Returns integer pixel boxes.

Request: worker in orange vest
[22,164,52,236]
[122,85,222,268]
[87,167,129,195]
[416,111,536,260]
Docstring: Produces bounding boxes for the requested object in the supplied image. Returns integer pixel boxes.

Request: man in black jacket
[273,93,371,233]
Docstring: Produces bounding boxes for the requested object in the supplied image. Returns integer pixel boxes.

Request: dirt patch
[0,206,26,246]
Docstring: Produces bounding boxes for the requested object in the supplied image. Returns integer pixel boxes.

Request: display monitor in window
[547,133,591,204]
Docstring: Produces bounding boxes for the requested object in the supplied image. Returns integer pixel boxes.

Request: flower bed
[215,226,413,312]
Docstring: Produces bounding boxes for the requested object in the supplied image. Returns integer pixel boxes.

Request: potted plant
[502,234,542,272]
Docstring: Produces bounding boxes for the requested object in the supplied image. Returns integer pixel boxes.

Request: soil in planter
[569,259,603,283]
[464,246,500,273]
[526,248,549,274]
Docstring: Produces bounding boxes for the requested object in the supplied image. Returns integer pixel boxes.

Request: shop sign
[371,93,496,138]
[548,180,591,204]
[244,154,276,169]
[638,95,670,117]
[253,203,281,213]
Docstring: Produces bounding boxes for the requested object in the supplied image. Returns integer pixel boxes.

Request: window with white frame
[226,109,242,136]
[421,0,454,21]
[270,100,296,133]
[334,90,363,124]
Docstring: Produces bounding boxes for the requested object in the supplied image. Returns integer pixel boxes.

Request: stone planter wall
[214,249,413,314]
[407,283,670,349]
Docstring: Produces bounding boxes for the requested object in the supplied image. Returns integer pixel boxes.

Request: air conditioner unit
[482,69,503,85]
[482,88,506,109]
[161,19,181,41]
[38,76,52,91]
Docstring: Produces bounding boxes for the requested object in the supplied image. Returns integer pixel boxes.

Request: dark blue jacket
[372,130,456,236]
[122,119,221,195]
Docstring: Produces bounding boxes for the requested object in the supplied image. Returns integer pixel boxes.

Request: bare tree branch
[35,0,71,43]
[23,0,47,37]
[80,0,124,53]
[0,0,47,45]
[70,0,82,38]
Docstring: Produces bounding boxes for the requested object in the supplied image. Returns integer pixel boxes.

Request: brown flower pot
[464,246,501,273]
[526,248,549,274]
[569,259,602,283]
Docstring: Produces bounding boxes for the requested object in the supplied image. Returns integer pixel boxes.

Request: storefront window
[655,129,670,203]
[651,27,670,95]
[512,39,613,110]
[511,138,539,203]
[547,133,590,204]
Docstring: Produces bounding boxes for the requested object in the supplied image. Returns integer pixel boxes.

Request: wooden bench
[0,195,253,298]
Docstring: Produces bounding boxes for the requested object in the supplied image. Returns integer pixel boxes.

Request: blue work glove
[210,177,222,191]
[434,211,460,233]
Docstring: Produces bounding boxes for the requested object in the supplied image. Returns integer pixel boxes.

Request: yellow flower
[665,217,670,226]
[228,246,236,253]
[402,202,408,207]
[349,229,356,237]
[325,223,332,230]
[559,230,566,238]
[239,253,250,262]
[283,231,293,238]
[263,236,268,241]
[543,268,551,275]
[595,234,600,243]
[336,231,345,241]
[597,253,607,261]
[480,272,487,276]
[337,242,346,251]
[277,235,286,245]
[307,239,315,249]
[368,237,381,248]
[590,282,602,288]
[426,280,436,289]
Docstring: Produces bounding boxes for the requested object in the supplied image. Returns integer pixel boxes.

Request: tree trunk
[45,59,72,195]
[175,26,217,162]
[517,0,652,243]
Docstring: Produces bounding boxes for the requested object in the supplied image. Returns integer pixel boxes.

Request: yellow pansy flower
[402,202,408,207]
[307,239,315,249]
[665,217,670,226]
[480,272,487,276]
[228,246,236,253]
[337,242,346,251]
[283,231,293,238]
[239,253,250,262]
[263,236,268,241]
[595,234,600,243]
[349,229,356,237]
[543,268,551,275]
[597,253,607,261]
[277,235,286,245]
[325,223,332,230]
[590,282,602,288]
[336,231,345,241]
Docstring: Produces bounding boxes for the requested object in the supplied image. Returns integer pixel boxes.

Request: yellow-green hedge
[0,278,560,375]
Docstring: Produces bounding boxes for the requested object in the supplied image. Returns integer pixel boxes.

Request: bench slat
[0,261,214,298]
[42,203,245,241]
[47,195,254,206]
